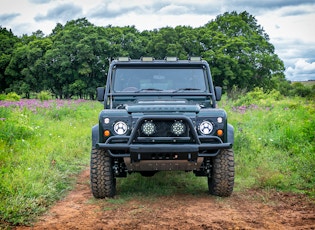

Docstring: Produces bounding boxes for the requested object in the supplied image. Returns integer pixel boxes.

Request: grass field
[0,99,102,225]
[224,91,315,194]
[0,92,314,225]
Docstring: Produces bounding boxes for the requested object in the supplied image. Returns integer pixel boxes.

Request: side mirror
[97,87,105,101]
[215,86,222,101]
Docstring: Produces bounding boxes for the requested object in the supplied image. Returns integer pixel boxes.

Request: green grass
[0,100,102,225]
[221,91,315,196]
[0,92,314,226]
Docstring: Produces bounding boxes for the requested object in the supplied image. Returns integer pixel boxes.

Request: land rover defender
[91,57,234,198]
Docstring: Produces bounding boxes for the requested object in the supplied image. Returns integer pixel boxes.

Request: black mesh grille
[134,119,193,142]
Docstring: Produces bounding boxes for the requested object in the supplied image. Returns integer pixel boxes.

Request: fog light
[141,121,156,135]
[171,121,185,135]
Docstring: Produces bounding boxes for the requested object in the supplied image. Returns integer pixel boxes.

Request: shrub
[234,87,282,107]
[227,85,247,101]
[0,94,6,101]
[37,91,52,101]
[276,79,293,96]
[5,92,21,101]
[290,82,313,98]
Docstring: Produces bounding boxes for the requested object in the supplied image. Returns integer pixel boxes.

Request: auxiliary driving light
[118,57,130,61]
[189,57,202,61]
[165,57,178,62]
[141,57,154,62]
[171,121,186,136]
[141,121,156,135]
[199,121,213,135]
[113,121,128,135]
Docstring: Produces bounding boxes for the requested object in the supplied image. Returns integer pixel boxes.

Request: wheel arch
[92,124,99,147]
[227,124,234,145]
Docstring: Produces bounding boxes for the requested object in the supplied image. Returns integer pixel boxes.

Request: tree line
[1,11,287,99]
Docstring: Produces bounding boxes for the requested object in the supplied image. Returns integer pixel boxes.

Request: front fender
[228,124,234,145]
[92,124,99,147]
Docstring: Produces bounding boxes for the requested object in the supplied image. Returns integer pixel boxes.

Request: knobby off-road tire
[208,148,234,197]
[90,147,116,198]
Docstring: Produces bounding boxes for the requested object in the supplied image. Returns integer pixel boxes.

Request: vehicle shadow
[116,171,210,197]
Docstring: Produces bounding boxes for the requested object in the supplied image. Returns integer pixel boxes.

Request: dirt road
[17,169,315,230]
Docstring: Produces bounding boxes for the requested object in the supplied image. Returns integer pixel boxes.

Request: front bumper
[96,115,232,158]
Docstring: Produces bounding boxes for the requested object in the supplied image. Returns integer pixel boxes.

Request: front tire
[90,147,116,198]
[208,149,234,197]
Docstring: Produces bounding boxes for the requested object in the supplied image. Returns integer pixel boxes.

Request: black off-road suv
[91,57,234,198]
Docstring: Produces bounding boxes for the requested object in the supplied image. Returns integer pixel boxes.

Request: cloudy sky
[1,0,315,81]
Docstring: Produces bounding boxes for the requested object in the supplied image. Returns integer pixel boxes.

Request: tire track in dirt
[17,169,315,230]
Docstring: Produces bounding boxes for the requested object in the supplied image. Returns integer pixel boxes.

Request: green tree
[146,27,184,58]
[2,12,288,97]
[5,32,52,97]
[5,43,29,95]
[175,25,203,58]
[45,18,109,98]
[0,27,20,92]
[199,11,285,91]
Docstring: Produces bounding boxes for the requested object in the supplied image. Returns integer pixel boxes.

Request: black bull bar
[96,115,232,158]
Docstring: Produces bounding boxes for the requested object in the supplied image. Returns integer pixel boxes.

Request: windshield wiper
[135,88,163,92]
[173,88,201,93]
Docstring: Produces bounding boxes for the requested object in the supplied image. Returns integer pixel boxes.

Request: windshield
[112,67,207,92]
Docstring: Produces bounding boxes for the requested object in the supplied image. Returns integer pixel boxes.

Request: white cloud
[29,0,52,3]
[0,13,20,24]
[35,3,83,21]
[256,5,315,43]
[158,4,189,15]
[286,59,315,81]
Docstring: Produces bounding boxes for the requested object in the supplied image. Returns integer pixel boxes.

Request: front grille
[134,119,194,143]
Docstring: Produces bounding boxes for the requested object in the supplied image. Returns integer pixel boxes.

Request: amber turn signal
[217,129,223,136]
[104,130,110,137]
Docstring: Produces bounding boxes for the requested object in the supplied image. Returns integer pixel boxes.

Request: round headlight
[171,121,186,136]
[113,121,128,135]
[141,121,156,136]
[199,121,213,135]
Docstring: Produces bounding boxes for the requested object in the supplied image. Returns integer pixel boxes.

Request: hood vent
[126,104,200,113]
